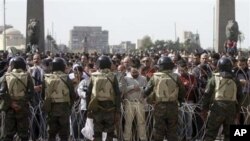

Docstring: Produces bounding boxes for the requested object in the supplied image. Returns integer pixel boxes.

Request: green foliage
[141,35,153,49]
[137,35,202,53]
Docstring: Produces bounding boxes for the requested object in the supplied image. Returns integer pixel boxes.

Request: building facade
[110,41,136,54]
[69,26,109,53]
[181,31,200,46]
[0,28,25,51]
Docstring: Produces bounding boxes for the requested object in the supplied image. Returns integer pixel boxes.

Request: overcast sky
[1,0,250,49]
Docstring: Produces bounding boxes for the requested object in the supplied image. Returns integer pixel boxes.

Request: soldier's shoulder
[124,76,133,81]
[140,75,147,81]
[153,72,164,76]
[0,75,6,82]
[44,73,53,77]
[91,71,101,76]
[213,72,220,76]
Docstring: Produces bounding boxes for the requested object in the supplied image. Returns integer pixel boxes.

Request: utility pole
[212,6,215,51]
[3,0,6,51]
[174,22,177,41]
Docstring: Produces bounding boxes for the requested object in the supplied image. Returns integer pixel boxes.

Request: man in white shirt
[123,66,147,141]
[28,53,45,140]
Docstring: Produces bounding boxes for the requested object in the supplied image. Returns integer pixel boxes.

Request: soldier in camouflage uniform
[87,55,121,141]
[144,56,185,141]
[44,57,76,141]
[201,57,243,141]
[0,56,34,141]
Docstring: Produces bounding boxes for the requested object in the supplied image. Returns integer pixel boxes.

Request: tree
[238,31,245,48]
[141,35,153,49]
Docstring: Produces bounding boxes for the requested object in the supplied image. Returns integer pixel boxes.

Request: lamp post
[3,0,6,51]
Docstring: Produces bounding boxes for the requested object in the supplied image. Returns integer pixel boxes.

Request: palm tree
[238,31,245,49]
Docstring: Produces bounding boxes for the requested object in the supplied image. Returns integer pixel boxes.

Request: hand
[134,85,140,91]
[184,81,189,85]
[114,112,121,123]
[200,110,208,121]
[11,101,21,112]
[234,113,240,124]
[34,85,42,93]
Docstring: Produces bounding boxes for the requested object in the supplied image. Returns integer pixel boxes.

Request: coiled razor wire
[120,99,154,141]
[70,99,88,141]
[0,111,5,139]
[2,100,249,141]
[29,101,47,140]
[235,68,250,124]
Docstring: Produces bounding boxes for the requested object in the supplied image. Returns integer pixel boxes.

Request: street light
[3,0,6,51]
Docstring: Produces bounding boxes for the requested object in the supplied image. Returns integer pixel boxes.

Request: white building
[181,31,200,46]
[0,28,26,51]
[109,41,136,54]
[137,39,143,49]
[69,26,109,53]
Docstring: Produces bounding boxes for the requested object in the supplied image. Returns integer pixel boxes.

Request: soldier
[44,57,76,141]
[0,56,34,141]
[87,55,121,141]
[201,57,243,141]
[144,56,185,141]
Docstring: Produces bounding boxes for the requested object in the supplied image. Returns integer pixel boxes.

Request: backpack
[154,72,179,102]
[91,72,115,102]
[44,73,70,103]
[214,73,237,101]
[5,69,28,100]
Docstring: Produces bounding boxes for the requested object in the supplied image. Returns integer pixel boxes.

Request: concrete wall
[215,0,235,53]
[26,0,45,53]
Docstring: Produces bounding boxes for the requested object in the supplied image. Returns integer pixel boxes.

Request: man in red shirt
[224,39,237,56]
[178,60,198,140]
[140,57,156,81]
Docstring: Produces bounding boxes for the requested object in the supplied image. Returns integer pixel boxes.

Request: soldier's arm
[67,77,77,104]
[113,77,121,113]
[201,76,215,111]
[27,74,35,102]
[41,76,45,100]
[86,78,93,107]
[144,77,155,97]
[176,76,185,104]
[0,76,11,110]
[235,78,244,112]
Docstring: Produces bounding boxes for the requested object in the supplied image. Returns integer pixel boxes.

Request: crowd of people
[0,48,249,141]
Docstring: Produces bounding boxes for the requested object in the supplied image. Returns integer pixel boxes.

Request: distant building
[181,31,200,46]
[109,41,136,54]
[109,45,125,54]
[69,26,109,53]
[137,39,143,49]
[0,25,13,34]
[0,28,26,51]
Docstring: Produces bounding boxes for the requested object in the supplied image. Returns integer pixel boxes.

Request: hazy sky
[1,0,250,49]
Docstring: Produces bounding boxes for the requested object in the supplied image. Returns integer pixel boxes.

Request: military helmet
[51,57,66,72]
[9,56,26,71]
[96,55,112,69]
[217,57,233,72]
[157,56,174,71]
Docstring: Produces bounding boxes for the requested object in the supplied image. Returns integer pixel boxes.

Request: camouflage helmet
[51,57,66,72]
[157,56,174,71]
[9,56,26,71]
[217,57,233,72]
[96,55,112,69]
